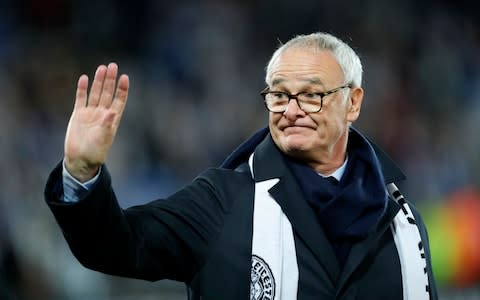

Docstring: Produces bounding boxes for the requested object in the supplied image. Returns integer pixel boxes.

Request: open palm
[64,63,129,182]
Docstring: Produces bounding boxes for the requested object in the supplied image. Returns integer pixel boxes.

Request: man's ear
[347,87,364,122]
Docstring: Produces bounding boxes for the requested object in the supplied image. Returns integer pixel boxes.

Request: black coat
[45,133,438,300]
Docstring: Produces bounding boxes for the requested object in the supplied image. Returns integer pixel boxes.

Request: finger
[87,65,107,106]
[99,62,118,108]
[111,74,129,117]
[74,75,88,109]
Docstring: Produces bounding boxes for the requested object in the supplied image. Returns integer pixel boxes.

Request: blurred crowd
[0,0,479,299]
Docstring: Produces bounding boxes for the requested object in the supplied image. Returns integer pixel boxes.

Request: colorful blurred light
[421,187,480,287]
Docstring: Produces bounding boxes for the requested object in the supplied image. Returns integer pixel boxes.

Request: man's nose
[284,98,306,119]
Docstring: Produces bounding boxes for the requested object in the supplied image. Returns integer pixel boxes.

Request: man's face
[268,48,363,163]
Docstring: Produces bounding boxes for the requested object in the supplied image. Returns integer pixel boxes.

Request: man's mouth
[282,125,314,132]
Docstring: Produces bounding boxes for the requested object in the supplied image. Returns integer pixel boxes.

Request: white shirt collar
[318,156,349,181]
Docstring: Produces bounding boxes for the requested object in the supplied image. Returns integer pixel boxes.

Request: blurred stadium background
[0,0,479,299]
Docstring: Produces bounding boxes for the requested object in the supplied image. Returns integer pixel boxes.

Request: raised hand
[64,63,129,182]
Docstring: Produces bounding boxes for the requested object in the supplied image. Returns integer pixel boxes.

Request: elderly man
[45,32,437,299]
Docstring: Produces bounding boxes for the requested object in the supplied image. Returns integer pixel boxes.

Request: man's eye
[303,93,319,99]
[270,92,286,99]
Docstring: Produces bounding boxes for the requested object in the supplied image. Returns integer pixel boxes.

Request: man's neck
[317,155,348,180]
[307,131,349,175]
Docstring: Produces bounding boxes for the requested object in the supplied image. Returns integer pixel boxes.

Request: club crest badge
[250,255,275,300]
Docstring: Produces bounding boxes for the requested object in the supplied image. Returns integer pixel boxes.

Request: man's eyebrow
[271,78,284,86]
[304,77,325,86]
[270,77,325,87]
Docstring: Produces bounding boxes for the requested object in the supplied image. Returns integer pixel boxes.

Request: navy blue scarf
[286,130,388,267]
[221,127,390,268]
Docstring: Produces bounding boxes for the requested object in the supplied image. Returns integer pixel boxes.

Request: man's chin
[281,136,311,153]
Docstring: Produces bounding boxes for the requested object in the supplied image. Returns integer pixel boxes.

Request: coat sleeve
[44,162,237,283]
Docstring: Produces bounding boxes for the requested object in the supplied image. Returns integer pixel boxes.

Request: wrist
[63,157,100,183]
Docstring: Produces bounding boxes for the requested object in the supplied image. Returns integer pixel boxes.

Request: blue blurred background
[0,0,479,299]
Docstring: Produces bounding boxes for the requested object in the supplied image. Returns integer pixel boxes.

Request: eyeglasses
[261,84,352,113]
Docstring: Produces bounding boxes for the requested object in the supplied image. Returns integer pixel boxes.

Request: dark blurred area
[0,0,479,299]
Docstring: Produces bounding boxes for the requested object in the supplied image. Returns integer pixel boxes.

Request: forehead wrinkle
[270,75,326,88]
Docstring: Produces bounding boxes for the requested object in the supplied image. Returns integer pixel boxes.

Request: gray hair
[265,32,363,88]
